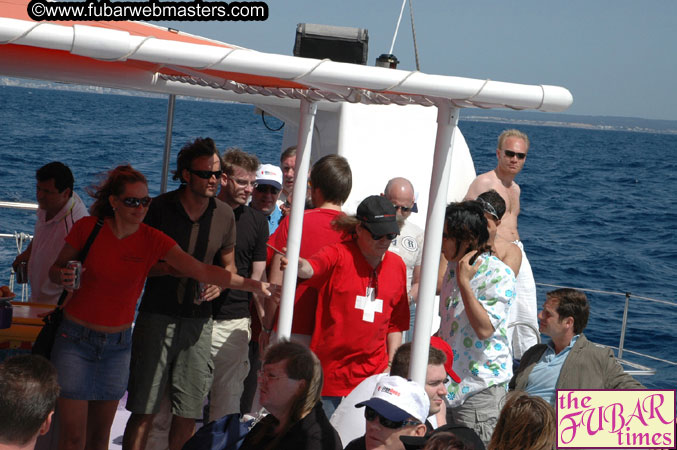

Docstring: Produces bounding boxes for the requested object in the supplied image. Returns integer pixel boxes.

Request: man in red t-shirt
[262,154,353,347]
[294,195,410,417]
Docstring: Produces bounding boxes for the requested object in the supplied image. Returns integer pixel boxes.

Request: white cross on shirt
[355,287,383,323]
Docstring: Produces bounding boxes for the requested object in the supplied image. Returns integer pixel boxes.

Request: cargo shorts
[126,312,214,418]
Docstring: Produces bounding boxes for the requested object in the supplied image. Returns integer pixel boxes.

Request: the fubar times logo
[557,390,676,448]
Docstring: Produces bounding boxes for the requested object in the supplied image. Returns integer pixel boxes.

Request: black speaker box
[294,23,369,65]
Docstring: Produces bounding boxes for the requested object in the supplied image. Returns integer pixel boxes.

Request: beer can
[67,260,82,290]
[16,261,28,284]
[194,282,206,305]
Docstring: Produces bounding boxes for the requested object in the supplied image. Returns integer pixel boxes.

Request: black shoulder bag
[32,218,104,359]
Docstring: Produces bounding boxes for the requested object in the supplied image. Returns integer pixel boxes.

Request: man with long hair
[291,195,410,417]
[124,137,237,450]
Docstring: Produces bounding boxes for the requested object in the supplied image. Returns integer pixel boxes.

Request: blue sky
[156,1,677,121]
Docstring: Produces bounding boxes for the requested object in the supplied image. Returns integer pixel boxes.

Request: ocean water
[1,86,675,389]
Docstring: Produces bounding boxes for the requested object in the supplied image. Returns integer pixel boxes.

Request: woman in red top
[48,165,273,450]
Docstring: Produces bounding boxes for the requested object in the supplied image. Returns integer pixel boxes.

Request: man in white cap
[330,339,460,446]
[345,376,429,450]
[249,163,284,234]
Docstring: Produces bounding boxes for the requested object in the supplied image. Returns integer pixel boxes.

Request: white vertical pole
[160,94,176,194]
[409,101,460,385]
[277,99,317,340]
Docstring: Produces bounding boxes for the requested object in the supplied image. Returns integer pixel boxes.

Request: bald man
[383,178,423,343]
[383,177,423,303]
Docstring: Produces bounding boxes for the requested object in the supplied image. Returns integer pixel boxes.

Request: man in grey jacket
[510,288,643,405]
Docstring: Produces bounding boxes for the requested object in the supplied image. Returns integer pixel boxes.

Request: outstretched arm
[261,252,313,325]
[163,245,272,298]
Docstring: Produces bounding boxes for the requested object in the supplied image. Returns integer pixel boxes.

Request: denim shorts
[51,317,132,401]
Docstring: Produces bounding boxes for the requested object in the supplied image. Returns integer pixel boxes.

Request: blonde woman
[239,340,342,450]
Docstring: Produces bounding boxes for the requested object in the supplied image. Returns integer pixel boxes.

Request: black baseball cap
[356,195,400,237]
[400,424,486,450]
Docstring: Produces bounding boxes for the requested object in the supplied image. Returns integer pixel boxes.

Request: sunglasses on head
[189,169,223,179]
[370,231,397,241]
[364,406,420,429]
[503,149,526,160]
[392,205,413,213]
[122,196,152,208]
[255,184,280,195]
[477,197,499,220]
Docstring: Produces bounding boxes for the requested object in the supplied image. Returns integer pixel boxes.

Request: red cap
[430,336,461,383]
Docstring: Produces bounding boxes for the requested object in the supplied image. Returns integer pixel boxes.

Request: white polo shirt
[28,193,88,304]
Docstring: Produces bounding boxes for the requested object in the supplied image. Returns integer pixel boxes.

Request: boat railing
[536,282,677,376]
[1,200,36,301]
[2,200,676,375]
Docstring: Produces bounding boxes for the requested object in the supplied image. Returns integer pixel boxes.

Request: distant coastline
[461,112,677,135]
[3,77,676,135]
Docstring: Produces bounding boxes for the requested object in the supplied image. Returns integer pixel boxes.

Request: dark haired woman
[438,200,515,446]
[48,165,272,450]
[239,340,342,450]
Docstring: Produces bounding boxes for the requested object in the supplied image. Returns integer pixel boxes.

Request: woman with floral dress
[438,201,515,446]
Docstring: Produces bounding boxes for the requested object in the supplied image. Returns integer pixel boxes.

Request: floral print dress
[439,253,516,407]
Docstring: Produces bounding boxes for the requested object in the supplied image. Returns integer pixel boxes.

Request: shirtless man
[464,129,539,362]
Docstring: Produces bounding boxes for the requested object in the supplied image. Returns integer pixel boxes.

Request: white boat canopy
[0,0,573,386]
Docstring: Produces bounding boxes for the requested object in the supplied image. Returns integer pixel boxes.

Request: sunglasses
[122,196,152,208]
[255,184,280,195]
[370,231,397,241]
[364,406,420,429]
[503,149,527,160]
[256,369,289,382]
[392,205,413,213]
[189,169,223,179]
[230,177,258,188]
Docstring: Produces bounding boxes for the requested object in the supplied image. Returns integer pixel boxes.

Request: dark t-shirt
[345,436,366,450]
[212,205,268,320]
[139,188,236,318]
[239,402,342,450]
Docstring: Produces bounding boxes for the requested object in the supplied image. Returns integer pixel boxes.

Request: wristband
[262,325,273,334]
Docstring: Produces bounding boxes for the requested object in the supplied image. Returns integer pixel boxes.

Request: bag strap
[180,203,214,315]
[79,218,104,263]
[56,218,104,307]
